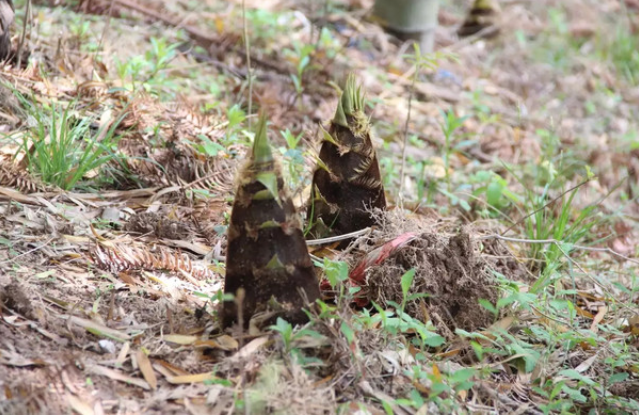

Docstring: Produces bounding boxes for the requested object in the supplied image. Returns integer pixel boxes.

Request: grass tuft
[12,93,124,190]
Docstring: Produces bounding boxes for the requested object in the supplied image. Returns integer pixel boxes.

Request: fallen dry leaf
[229,336,271,363]
[194,335,239,351]
[89,365,150,390]
[65,393,94,415]
[66,316,132,342]
[163,334,198,345]
[136,350,158,390]
[575,353,598,373]
[165,372,217,384]
[590,306,608,332]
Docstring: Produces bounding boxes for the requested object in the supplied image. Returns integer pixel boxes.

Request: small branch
[442,23,501,54]
[553,242,606,290]
[305,227,372,246]
[242,0,253,128]
[111,0,210,45]
[0,236,55,265]
[476,381,544,415]
[398,49,419,206]
[94,0,116,69]
[16,0,31,68]
[478,234,639,266]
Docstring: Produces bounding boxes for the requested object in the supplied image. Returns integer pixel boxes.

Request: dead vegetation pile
[368,230,499,337]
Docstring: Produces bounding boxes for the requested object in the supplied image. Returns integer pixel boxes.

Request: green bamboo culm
[222,112,320,330]
[307,74,386,246]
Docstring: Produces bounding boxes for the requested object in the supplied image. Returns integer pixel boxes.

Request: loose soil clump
[125,212,192,240]
[0,282,34,320]
[368,230,498,337]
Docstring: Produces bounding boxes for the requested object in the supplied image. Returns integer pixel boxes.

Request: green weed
[114,37,179,93]
[11,95,125,190]
[595,23,639,85]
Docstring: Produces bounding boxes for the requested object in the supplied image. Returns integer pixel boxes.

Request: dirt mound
[0,282,35,320]
[125,212,192,240]
[368,230,498,337]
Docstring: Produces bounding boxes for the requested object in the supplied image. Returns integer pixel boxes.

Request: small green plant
[222,104,248,148]
[284,42,316,99]
[439,108,469,193]
[269,317,328,368]
[113,37,179,93]
[469,170,520,217]
[270,317,295,352]
[530,8,580,71]
[114,55,146,89]
[69,18,91,43]
[596,22,639,85]
[318,258,351,302]
[145,37,179,80]
[244,9,295,46]
[522,180,600,290]
[191,104,248,159]
[189,134,226,158]
[12,97,124,190]
[278,129,306,192]
[530,7,639,86]
[398,45,451,202]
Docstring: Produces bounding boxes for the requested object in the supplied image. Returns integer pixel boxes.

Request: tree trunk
[373,0,440,53]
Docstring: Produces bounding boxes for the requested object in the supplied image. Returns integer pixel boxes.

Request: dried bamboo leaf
[135,350,158,390]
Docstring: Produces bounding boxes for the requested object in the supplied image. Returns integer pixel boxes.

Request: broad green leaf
[423,334,446,347]
[486,180,503,206]
[340,321,355,344]
[609,372,629,384]
[450,368,475,384]
[478,298,497,315]
[400,268,416,299]
[558,369,597,386]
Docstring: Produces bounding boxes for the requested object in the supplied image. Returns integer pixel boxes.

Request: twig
[0,236,55,265]
[476,381,543,415]
[398,46,419,206]
[16,0,31,68]
[94,0,116,70]
[553,242,607,290]
[305,227,371,246]
[109,0,289,78]
[441,23,502,54]
[478,234,639,266]
[242,0,253,128]
[311,0,330,50]
[111,0,208,43]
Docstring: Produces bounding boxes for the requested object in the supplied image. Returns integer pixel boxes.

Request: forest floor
[1,0,639,414]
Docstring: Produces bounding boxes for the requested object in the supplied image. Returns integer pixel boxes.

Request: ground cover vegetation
[0,0,639,413]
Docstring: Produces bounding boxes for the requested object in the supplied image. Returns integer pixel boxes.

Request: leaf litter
[0,0,638,413]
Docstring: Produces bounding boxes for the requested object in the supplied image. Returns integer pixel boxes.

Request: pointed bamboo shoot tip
[253,112,273,165]
[333,73,366,128]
